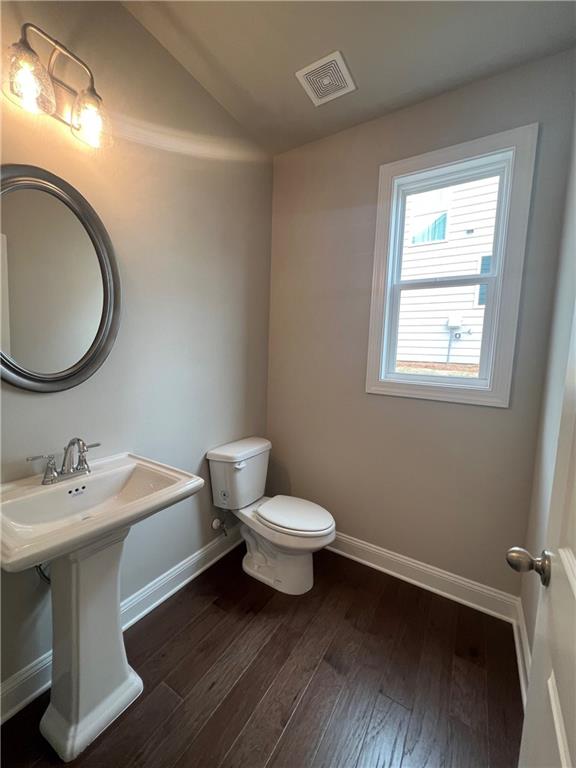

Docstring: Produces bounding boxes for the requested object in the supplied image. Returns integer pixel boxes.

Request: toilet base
[240,524,314,595]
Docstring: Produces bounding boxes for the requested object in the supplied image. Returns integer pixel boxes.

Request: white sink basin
[0,452,204,762]
[1,452,204,572]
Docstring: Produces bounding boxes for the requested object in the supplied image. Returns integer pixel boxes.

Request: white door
[516,303,576,768]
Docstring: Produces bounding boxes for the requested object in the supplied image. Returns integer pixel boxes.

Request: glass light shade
[3,40,56,114]
[71,88,108,148]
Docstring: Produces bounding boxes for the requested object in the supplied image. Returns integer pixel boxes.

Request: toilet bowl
[207,438,335,595]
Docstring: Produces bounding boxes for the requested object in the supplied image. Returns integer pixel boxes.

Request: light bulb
[71,88,107,148]
[77,103,102,147]
[3,40,55,114]
[13,61,40,112]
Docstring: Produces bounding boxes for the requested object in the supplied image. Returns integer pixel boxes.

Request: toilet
[207,437,335,595]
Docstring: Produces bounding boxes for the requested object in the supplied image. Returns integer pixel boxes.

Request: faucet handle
[27,455,59,484]
[75,442,101,473]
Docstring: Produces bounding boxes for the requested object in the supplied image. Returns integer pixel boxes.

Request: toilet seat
[256,495,334,538]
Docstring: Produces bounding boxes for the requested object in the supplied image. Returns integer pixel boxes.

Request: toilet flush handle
[234,461,247,471]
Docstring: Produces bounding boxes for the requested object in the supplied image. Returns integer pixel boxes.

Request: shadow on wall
[267,456,292,497]
[111,113,268,163]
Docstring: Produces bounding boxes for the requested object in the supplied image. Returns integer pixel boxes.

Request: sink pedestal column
[40,528,143,762]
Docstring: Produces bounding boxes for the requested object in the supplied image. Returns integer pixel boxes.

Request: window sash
[382,278,496,385]
[381,161,511,389]
[393,167,506,283]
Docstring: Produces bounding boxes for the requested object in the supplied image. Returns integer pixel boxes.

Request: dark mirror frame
[0,164,121,392]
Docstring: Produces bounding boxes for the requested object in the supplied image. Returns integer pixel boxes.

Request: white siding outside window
[397,175,499,375]
[366,125,538,407]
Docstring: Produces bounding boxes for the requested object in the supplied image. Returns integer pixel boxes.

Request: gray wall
[1,1,271,682]
[522,102,576,645]
[267,49,575,594]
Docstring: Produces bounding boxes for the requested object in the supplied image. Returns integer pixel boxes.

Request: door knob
[506,547,552,586]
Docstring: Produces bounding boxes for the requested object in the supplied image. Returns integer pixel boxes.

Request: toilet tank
[207,437,271,510]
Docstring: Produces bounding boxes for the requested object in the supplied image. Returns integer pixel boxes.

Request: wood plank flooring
[1,547,524,768]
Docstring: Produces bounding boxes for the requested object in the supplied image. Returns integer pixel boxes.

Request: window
[477,256,491,306]
[366,124,538,407]
[412,211,447,244]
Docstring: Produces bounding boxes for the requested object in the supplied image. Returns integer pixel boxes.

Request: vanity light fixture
[3,23,107,148]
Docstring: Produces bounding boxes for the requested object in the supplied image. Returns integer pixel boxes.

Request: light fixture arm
[20,22,98,96]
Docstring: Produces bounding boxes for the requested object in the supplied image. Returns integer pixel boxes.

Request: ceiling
[126,2,576,154]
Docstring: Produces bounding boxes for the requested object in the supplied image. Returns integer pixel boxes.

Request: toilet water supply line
[36,563,51,584]
[212,517,228,536]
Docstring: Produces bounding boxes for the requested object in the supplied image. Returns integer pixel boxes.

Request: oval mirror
[0,165,120,392]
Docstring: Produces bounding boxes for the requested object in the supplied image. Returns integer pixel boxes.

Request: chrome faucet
[27,438,101,485]
[61,437,87,475]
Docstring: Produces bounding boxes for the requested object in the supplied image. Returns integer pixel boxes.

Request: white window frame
[366,124,538,407]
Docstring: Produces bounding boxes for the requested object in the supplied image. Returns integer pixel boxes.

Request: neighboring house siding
[396,176,499,370]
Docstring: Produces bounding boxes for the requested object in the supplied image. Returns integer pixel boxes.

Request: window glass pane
[393,286,486,378]
[401,175,500,281]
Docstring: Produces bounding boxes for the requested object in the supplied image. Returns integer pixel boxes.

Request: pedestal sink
[0,453,204,762]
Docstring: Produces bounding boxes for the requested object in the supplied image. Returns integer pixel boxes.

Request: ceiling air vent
[296,51,356,107]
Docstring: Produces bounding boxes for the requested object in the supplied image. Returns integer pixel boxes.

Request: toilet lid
[256,495,334,535]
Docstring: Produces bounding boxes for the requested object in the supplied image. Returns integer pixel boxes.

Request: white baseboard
[0,650,53,727]
[513,599,532,707]
[328,531,531,706]
[1,529,242,724]
[120,526,241,631]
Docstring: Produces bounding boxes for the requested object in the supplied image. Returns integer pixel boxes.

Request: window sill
[365,378,510,407]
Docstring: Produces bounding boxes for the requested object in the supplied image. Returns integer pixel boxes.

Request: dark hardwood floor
[1,547,524,768]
